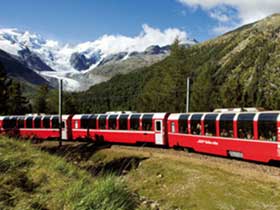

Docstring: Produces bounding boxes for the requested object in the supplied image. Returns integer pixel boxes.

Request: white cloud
[178,0,280,34]
[75,24,189,56]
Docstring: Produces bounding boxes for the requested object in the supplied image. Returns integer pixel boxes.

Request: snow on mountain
[0,25,197,91]
[0,25,195,71]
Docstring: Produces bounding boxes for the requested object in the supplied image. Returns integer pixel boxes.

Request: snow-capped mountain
[0,25,198,91]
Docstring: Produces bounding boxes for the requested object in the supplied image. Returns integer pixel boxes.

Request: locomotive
[1,108,280,163]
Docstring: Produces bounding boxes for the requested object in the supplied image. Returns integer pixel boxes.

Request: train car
[0,115,73,140]
[167,111,280,163]
[72,112,169,145]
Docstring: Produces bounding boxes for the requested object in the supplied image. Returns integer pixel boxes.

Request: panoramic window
[109,115,118,130]
[204,114,218,136]
[130,114,140,130]
[52,116,59,129]
[179,114,189,134]
[34,116,42,128]
[219,114,235,138]
[88,115,97,129]
[81,115,89,129]
[26,117,33,128]
[119,115,128,130]
[237,114,255,139]
[258,113,278,142]
[17,117,25,128]
[98,115,107,129]
[2,118,9,129]
[190,114,203,135]
[43,116,50,128]
[3,117,16,129]
[142,114,153,131]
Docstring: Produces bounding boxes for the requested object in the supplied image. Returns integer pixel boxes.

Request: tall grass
[0,137,140,210]
[62,176,138,210]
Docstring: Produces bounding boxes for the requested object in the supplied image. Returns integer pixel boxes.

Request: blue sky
[0,0,279,43]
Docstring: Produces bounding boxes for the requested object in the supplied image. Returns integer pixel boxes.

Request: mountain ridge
[0,28,197,90]
[72,13,280,113]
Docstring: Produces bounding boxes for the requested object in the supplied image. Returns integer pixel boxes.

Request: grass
[0,137,139,210]
[2,137,280,210]
[65,145,280,210]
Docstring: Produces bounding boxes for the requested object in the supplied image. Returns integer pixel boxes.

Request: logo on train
[197,139,219,146]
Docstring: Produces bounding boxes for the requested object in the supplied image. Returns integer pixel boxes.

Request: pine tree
[0,62,11,114]
[34,84,49,114]
[7,81,31,114]
[169,38,189,112]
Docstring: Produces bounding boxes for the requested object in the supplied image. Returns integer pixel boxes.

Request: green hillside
[74,14,280,113]
[0,137,140,210]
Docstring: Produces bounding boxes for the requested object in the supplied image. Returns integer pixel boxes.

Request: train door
[62,115,72,140]
[155,120,164,145]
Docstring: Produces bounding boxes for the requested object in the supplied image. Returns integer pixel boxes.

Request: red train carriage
[167,111,280,163]
[0,115,72,140]
[72,112,169,145]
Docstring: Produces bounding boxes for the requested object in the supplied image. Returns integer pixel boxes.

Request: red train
[1,109,280,163]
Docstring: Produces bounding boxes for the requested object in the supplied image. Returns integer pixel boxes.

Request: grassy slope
[0,137,139,210]
[60,145,280,210]
[2,137,280,210]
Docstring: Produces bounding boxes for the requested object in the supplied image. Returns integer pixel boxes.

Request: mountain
[0,49,49,85]
[73,14,280,113]
[0,28,197,91]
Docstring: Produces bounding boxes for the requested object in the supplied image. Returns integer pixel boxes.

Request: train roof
[72,112,168,120]
[168,111,280,121]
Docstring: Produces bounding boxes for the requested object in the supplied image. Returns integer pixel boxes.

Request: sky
[0,0,279,44]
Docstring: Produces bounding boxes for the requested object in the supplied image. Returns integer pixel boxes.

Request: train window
[190,114,203,135]
[119,115,128,130]
[204,114,218,136]
[179,114,189,133]
[43,116,50,128]
[2,117,9,129]
[156,121,161,132]
[17,117,25,128]
[109,115,118,130]
[26,117,33,128]
[81,115,89,129]
[98,115,107,129]
[142,114,153,131]
[258,113,278,141]
[62,121,65,128]
[52,116,59,129]
[88,115,97,129]
[171,122,175,133]
[237,113,255,139]
[75,120,78,129]
[130,114,140,130]
[219,114,235,138]
[10,117,17,128]
[3,117,16,129]
[34,116,42,128]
